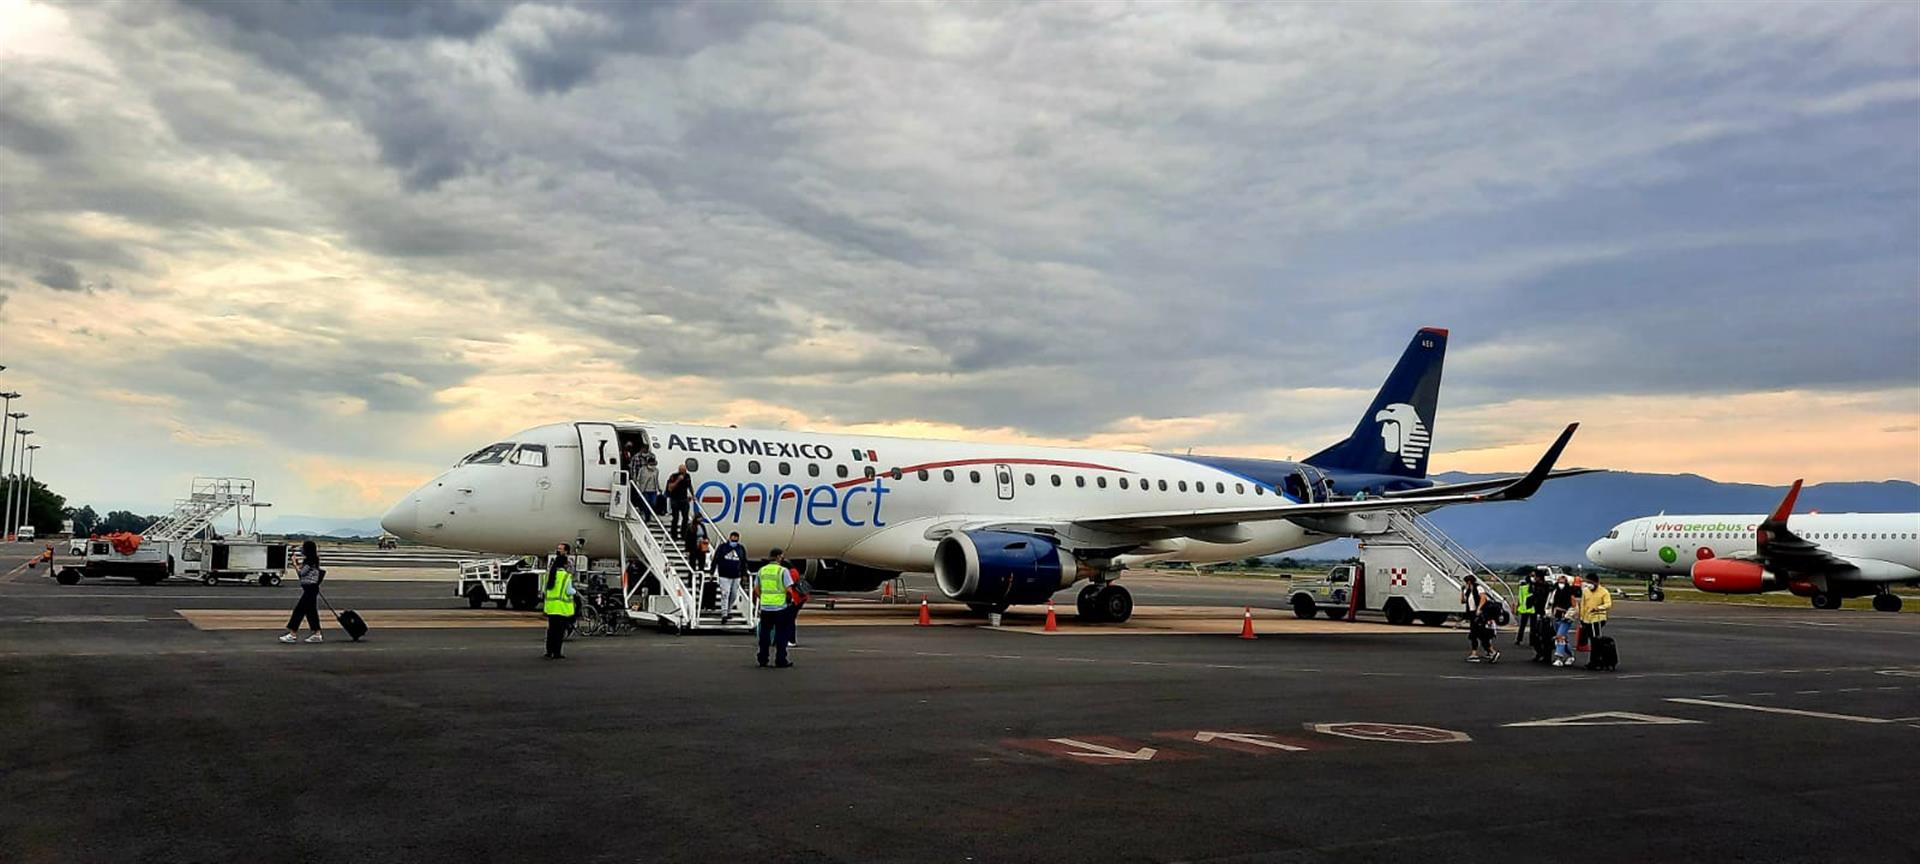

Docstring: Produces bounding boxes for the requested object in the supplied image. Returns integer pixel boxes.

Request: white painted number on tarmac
[1193,731,1306,751]
[1047,738,1157,761]
[1310,722,1472,744]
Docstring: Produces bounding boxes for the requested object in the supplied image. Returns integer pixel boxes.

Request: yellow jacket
[1579,584,1612,623]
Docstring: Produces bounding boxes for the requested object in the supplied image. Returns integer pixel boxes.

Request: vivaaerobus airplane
[1585,480,1920,612]
[381,328,1586,622]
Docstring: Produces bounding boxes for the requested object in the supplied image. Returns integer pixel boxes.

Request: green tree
[98,510,158,535]
[64,505,100,536]
[15,479,66,535]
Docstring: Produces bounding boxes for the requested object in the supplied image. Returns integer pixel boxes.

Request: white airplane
[1586,480,1920,612]
[382,328,1587,621]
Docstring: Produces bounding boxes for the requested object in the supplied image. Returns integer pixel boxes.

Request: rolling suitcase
[1587,635,1617,671]
[319,591,369,642]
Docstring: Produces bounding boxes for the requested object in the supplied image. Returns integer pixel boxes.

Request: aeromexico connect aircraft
[1586,480,1920,612]
[381,328,1587,622]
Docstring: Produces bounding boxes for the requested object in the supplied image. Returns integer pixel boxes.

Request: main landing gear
[1810,591,1845,611]
[1873,592,1903,613]
[1075,583,1134,623]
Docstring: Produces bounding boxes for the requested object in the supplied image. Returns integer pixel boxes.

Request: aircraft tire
[1873,593,1901,613]
[1076,585,1103,621]
[1811,591,1843,611]
[1096,585,1133,623]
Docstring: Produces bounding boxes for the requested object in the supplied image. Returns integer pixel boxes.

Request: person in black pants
[279,541,324,644]
[545,543,575,660]
[665,462,692,531]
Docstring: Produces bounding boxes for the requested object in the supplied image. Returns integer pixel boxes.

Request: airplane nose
[381,496,419,540]
[1585,541,1605,566]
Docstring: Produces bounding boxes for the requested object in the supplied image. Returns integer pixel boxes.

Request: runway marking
[1310,722,1471,744]
[1666,698,1905,725]
[1504,711,1702,728]
[1188,731,1309,752]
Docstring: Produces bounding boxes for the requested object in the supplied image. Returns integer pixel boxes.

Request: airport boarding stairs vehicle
[604,476,756,634]
[144,477,257,542]
[1290,507,1516,625]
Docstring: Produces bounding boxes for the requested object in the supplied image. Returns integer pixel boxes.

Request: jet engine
[1690,559,1777,594]
[934,530,1079,606]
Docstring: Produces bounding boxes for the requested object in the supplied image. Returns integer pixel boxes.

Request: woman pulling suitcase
[280,541,325,644]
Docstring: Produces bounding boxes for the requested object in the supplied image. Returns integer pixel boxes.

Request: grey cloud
[181,0,506,42]
[32,258,81,291]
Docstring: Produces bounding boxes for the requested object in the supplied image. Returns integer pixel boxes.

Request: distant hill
[260,515,385,538]
[1319,472,1920,567]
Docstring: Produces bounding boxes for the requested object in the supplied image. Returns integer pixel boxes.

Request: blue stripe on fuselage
[1166,454,1437,498]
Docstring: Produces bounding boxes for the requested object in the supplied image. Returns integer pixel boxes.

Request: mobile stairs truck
[53,477,287,587]
[1288,508,1515,626]
[604,475,757,635]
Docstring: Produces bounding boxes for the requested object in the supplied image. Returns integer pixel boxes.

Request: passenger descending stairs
[1364,509,1517,608]
[604,480,755,634]
[144,477,255,542]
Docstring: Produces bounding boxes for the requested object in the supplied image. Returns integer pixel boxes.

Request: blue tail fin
[1305,327,1447,478]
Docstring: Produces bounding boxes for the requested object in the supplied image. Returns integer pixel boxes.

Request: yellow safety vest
[757,562,789,611]
[544,568,575,617]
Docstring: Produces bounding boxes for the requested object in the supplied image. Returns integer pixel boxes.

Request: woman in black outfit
[280,540,324,644]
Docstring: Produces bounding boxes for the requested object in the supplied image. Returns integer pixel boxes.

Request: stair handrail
[685,491,757,629]
[1407,510,1516,601]
[615,479,697,628]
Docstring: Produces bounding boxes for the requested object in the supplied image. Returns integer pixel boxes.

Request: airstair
[605,475,755,634]
[1361,508,1516,607]
[144,477,256,542]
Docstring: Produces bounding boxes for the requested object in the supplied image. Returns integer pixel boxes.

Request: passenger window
[718,459,731,473]
[808,464,820,477]
[1158,480,1168,492]
[1235,483,1244,495]
[1025,473,1035,486]
[1051,474,1062,487]
[836,465,849,479]
[943,469,955,482]
[1256,486,1264,495]
[686,458,700,472]
[510,445,548,468]
[749,460,762,473]
[890,468,903,480]
[918,469,929,481]
[1119,478,1129,490]
[1215,482,1225,494]
[969,470,981,483]
[1097,477,1108,489]
[1178,481,1188,492]
[778,462,791,476]
[1075,476,1086,488]
[864,466,876,479]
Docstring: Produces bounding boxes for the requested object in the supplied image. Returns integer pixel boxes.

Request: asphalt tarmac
[2,541,1916,863]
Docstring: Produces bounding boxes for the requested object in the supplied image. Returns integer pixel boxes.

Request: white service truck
[1288,541,1510,626]
[53,536,288,586]
[456,557,546,610]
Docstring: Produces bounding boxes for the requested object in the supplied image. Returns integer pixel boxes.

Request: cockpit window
[510,445,548,468]
[1606,530,1619,539]
[463,443,514,465]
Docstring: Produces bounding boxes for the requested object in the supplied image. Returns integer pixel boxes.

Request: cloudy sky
[1,0,1915,520]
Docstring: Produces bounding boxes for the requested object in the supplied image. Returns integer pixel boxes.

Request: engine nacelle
[1691,559,1778,594]
[933,530,1078,606]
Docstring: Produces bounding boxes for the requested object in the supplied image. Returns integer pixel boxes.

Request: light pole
[0,398,17,538]
[3,414,25,540]
[21,443,39,535]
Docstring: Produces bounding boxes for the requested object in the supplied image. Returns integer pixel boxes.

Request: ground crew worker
[1513,573,1536,646]
[1578,572,1613,661]
[544,542,576,660]
[753,548,796,668]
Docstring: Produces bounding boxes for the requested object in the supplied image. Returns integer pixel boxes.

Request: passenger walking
[624,443,646,490]
[1578,573,1613,667]
[544,543,577,660]
[1462,575,1500,663]
[714,531,748,624]
[279,540,325,643]
[638,455,662,515]
[665,461,692,531]
[683,512,709,569]
[753,548,797,668]
[1549,573,1578,667]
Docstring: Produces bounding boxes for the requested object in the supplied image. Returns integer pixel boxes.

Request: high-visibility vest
[757,562,789,610]
[1516,583,1532,611]
[544,568,575,616]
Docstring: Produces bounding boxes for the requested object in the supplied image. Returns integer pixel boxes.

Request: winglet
[1767,479,1803,525]
[1488,423,1579,502]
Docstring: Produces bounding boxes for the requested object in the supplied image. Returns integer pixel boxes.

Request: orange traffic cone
[1044,599,1059,632]
[1239,606,1257,640]
[917,597,931,626]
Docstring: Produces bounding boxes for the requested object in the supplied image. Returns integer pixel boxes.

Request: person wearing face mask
[1548,574,1578,667]
[543,542,577,660]
[1462,575,1500,663]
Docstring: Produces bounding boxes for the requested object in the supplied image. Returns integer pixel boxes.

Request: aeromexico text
[666,433,838,461]
[664,433,892,528]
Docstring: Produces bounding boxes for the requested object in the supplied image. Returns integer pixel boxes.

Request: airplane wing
[1753,479,1857,574]
[1379,467,1601,498]
[1072,423,1580,533]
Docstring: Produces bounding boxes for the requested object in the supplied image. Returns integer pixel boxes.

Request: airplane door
[1631,521,1650,552]
[576,422,621,505]
[994,464,1015,501]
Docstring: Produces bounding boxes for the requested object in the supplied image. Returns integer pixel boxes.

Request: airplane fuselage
[1587,512,1920,582]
